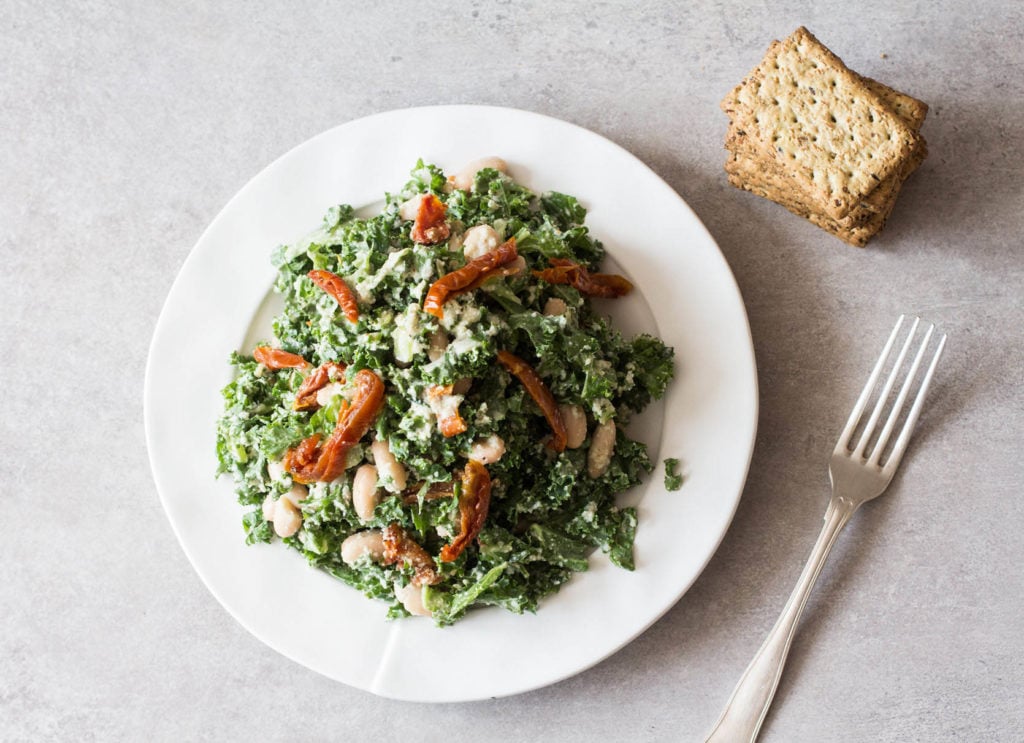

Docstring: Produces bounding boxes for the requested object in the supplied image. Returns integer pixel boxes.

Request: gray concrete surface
[3,1,1023,741]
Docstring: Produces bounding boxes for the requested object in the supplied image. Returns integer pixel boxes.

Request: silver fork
[705,316,947,743]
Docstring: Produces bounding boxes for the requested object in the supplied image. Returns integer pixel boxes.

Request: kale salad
[215,158,675,626]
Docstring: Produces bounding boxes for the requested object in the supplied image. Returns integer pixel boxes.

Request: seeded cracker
[725,75,928,225]
[721,27,920,220]
[726,135,927,232]
[859,75,928,130]
[728,139,927,246]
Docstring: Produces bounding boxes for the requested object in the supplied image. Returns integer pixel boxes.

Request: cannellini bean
[280,483,308,509]
[462,224,500,261]
[587,420,616,478]
[469,434,505,465]
[398,193,423,221]
[559,404,587,449]
[261,492,276,521]
[315,382,345,407]
[394,582,432,617]
[266,459,285,482]
[371,439,407,492]
[543,297,568,317]
[352,464,381,522]
[341,530,385,565]
[451,156,508,191]
[428,328,449,362]
[504,256,527,276]
[447,230,464,252]
[272,497,302,538]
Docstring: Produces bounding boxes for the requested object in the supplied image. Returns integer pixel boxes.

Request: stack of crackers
[721,27,928,247]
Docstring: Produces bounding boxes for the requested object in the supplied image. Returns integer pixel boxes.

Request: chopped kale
[663,458,684,492]
[215,161,677,626]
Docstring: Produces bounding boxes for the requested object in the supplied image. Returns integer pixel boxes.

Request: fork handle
[705,496,858,743]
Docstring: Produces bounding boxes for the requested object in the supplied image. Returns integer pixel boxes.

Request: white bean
[341,530,385,565]
[446,230,464,252]
[451,156,508,191]
[315,382,345,408]
[587,420,616,479]
[261,492,276,521]
[272,497,302,538]
[428,328,449,362]
[504,256,527,276]
[397,193,423,221]
[543,297,568,316]
[266,459,285,483]
[559,404,587,449]
[394,582,432,617]
[280,483,308,509]
[352,464,381,522]
[469,434,506,465]
[371,439,407,492]
[462,224,500,261]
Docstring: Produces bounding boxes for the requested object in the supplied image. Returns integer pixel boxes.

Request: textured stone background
[2,1,1022,741]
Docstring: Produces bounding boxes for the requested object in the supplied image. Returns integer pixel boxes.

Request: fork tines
[836,315,947,470]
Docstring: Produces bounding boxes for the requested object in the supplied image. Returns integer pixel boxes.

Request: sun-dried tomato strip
[382,523,441,586]
[307,269,360,322]
[423,238,518,319]
[284,369,385,483]
[400,480,455,506]
[496,350,567,452]
[253,346,309,370]
[440,460,492,562]
[282,432,322,474]
[463,256,527,292]
[426,384,468,437]
[410,193,450,245]
[532,258,633,298]
[293,361,347,411]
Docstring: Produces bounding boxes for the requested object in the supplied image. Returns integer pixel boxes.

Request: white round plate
[145,105,757,702]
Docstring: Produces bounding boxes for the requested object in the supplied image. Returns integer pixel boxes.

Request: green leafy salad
[215,158,675,626]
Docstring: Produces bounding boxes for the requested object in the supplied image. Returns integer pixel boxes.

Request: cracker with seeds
[727,140,928,246]
[726,136,926,228]
[721,27,920,220]
[859,76,928,130]
[725,75,928,223]
[724,65,928,133]
[728,170,886,246]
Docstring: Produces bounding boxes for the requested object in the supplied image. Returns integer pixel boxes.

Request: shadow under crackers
[880,98,1024,250]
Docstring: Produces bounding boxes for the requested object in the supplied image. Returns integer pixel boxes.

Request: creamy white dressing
[354,248,412,300]
[447,336,481,356]
[400,400,437,442]
[392,303,424,364]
